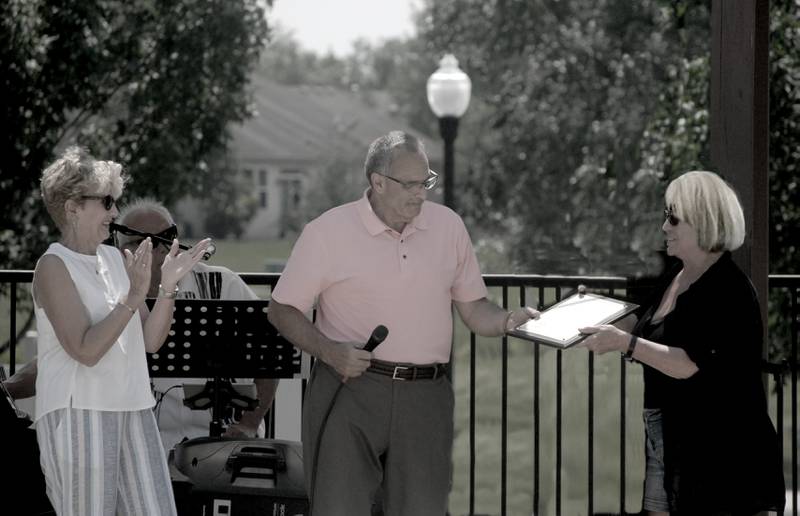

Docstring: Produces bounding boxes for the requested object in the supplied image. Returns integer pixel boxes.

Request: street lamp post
[426,54,471,211]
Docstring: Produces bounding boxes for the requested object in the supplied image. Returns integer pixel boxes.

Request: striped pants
[36,407,177,516]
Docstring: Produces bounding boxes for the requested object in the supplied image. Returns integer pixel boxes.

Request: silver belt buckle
[392,366,408,380]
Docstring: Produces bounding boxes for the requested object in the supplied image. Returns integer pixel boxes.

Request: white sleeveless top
[34,243,155,421]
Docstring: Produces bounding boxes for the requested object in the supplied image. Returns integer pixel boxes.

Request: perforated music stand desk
[147,299,302,436]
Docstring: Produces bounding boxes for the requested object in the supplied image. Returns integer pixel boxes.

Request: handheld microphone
[363,325,389,352]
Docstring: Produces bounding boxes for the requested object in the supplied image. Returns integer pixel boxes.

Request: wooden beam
[710,0,770,326]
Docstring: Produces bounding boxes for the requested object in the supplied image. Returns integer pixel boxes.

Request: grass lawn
[448,322,648,515]
[191,237,297,273]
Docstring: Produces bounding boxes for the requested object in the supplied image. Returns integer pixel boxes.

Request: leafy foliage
[256,1,798,278]
[410,0,714,276]
[302,153,366,222]
[769,0,800,275]
[1,0,269,270]
[199,152,260,240]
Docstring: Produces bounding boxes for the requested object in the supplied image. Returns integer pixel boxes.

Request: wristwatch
[623,334,639,361]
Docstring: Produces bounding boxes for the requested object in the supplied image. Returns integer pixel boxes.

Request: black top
[637,313,666,409]
[632,258,674,409]
[635,251,784,514]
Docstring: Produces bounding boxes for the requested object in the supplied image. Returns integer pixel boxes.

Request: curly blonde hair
[40,146,128,229]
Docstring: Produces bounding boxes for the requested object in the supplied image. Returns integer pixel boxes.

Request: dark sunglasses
[110,222,216,259]
[81,195,116,210]
[664,206,680,226]
[115,223,178,250]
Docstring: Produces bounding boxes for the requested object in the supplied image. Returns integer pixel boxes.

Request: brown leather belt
[367,360,449,381]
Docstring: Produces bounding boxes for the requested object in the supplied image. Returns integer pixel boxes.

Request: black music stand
[147,299,301,437]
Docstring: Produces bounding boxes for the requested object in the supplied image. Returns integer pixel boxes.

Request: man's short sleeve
[271,222,330,313]
[450,218,488,302]
[222,270,259,301]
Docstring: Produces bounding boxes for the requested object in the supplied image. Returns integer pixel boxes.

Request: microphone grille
[373,325,388,341]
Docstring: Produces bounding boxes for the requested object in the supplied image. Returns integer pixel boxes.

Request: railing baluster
[612,285,628,515]
[620,356,627,514]
[556,348,563,516]
[501,285,509,516]
[535,286,545,516]
[470,329,476,515]
[792,286,798,516]
[555,287,563,516]
[10,282,17,376]
[518,285,531,515]
[776,369,785,516]
[588,343,595,516]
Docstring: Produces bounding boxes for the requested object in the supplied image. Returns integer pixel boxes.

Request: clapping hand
[160,238,213,289]
[123,238,153,306]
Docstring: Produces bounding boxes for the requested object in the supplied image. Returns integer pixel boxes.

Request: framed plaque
[507,292,639,349]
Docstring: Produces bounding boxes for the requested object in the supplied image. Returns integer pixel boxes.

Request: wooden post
[710,0,770,327]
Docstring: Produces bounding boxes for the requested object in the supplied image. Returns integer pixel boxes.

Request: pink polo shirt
[271,191,488,364]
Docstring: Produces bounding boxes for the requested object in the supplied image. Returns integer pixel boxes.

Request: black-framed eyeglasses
[664,206,680,226]
[380,169,439,191]
[81,195,116,210]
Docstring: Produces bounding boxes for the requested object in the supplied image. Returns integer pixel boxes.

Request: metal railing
[2,270,798,515]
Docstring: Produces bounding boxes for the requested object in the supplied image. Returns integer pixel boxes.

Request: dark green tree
[256,0,798,278]
[769,0,800,275]
[302,153,366,222]
[257,30,355,87]
[199,152,260,240]
[409,0,714,275]
[1,0,270,270]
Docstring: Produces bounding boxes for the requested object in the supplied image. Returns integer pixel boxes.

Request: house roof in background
[229,74,440,165]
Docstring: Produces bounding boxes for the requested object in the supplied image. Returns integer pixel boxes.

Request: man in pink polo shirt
[268,131,538,515]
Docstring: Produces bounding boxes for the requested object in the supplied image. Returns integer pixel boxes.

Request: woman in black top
[581,171,784,515]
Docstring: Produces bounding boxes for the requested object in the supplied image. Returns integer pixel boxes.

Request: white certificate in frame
[507,292,639,349]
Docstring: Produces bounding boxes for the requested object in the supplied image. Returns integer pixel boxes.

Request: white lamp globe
[426,54,472,118]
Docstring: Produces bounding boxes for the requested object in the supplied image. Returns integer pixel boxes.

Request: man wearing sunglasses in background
[115,198,278,452]
[5,198,279,454]
[268,131,539,515]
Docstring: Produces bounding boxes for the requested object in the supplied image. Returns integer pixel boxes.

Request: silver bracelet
[117,301,136,314]
[158,284,179,299]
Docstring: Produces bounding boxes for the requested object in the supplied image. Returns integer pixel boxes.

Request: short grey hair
[40,146,127,229]
[116,197,175,246]
[118,197,174,226]
[665,170,746,252]
[363,131,427,184]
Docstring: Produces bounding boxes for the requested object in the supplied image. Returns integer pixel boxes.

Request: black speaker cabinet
[170,438,308,516]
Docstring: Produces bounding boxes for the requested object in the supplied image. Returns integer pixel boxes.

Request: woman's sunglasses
[663,206,680,226]
[81,194,116,210]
